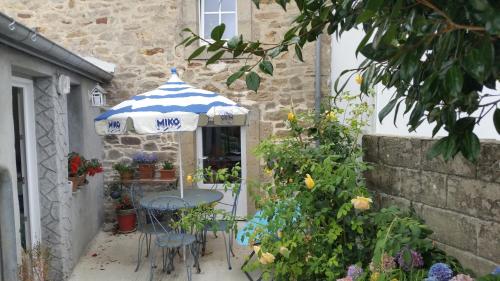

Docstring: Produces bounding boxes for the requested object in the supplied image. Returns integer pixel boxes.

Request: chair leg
[229,230,235,257]
[135,233,145,272]
[146,234,151,257]
[149,244,156,281]
[186,245,193,281]
[242,250,255,281]
[222,232,232,270]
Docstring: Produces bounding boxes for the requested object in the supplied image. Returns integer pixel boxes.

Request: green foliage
[179,0,500,162]
[161,161,174,170]
[112,162,135,174]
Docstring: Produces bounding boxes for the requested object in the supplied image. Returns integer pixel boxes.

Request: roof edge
[0,12,113,83]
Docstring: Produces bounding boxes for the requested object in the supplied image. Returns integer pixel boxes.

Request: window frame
[199,0,238,42]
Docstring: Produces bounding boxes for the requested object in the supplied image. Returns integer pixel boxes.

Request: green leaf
[427,137,449,159]
[251,0,260,8]
[259,61,274,75]
[295,45,304,61]
[188,45,206,61]
[206,50,225,65]
[378,98,398,123]
[207,40,226,52]
[462,131,480,162]
[211,23,226,41]
[494,108,500,134]
[246,71,261,92]
[463,40,494,82]
[268,46,283,58]
[445,65,463,97]
[226,71,244,86]
[227,35,241,49]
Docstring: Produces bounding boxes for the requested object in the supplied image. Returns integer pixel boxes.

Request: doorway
[196,126,247,217]
[12,77,41,250]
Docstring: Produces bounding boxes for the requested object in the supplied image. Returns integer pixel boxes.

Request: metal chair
[146,196,200,281]
[129,184,156,272]
[202,184,241,270]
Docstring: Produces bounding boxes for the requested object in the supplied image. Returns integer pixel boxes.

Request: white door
[12,77,41,249]
[196,126,247,217]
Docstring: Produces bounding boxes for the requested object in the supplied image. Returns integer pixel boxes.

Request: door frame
[195,126,247,216]
[12,76,42,248]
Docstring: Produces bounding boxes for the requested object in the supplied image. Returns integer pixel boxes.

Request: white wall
[331,30,500,140]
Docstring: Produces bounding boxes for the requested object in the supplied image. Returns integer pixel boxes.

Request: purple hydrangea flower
[428,263,453,281]
[425,278,439,281]
[347,265,363,281]
[492,266,500,275]
[395,248,424,271]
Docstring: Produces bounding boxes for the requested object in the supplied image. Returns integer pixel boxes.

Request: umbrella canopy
[94,68,248,135]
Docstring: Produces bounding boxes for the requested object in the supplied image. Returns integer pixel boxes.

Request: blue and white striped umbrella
[94,68,248,135]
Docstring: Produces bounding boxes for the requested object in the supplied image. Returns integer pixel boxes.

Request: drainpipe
[314,35,322,122]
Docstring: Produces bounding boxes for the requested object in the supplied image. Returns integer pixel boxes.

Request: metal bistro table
[139,189,224,277]
[139,189,223,209]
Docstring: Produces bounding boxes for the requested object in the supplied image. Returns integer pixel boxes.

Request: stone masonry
[34,77,73,280]
[363,135,500,276]
[0,0,331,184]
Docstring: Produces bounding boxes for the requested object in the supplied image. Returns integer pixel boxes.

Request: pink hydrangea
[450,274,474,281]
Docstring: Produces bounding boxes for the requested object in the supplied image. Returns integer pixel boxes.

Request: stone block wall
[1,0,331,185]
[362,135,500,275]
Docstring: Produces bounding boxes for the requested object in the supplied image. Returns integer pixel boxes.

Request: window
[200,0,237,40]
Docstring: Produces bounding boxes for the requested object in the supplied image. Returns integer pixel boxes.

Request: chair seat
[156,233,197,248]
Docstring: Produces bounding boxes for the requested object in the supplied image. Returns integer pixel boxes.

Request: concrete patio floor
[69,228,252,281]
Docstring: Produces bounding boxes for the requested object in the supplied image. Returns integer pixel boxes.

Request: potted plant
[159,161,176,180]
[133,153,158,179]
[68,152,86,192]
[115,193,136,233]
[113,162,135,181]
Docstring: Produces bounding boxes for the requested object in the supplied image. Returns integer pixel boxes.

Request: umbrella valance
[94,68,248,135]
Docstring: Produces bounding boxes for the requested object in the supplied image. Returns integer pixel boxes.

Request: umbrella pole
[177,133,184,198]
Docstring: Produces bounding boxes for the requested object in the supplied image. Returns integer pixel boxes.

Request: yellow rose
[253,245,261,253]
[186,175,193,184]
[355,73,363,85]
[351,196,373,210]
[325,111,337,122]
[287,112,296,122]
[370,272,380,281]
[288,178,293,183]
[264,168,273,175]
[304,174,315,190]
[279,246,289,256]
[277,230,283,238]
[259,252,275,264]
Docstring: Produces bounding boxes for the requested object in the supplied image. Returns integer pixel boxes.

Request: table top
[139,189,223,210]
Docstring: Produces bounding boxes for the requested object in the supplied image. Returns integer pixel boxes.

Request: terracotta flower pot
[69,177,79,192]
[78,174,87,188]
[116,208,137,233]
[137,164,155,179]
[159,169,176,180]
[119,171,134,181]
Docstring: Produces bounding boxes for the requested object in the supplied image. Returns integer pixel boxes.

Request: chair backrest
[146,196,190,239]
[129,184,148,230]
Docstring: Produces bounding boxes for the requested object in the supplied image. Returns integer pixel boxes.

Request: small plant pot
[78,174,87,188]
[159,169,176,180]
[116,209,137,233]
[137,164,155,179]
[119,171,134,181]
[69,177,79,192]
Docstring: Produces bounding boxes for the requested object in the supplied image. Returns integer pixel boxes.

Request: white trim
[195,126,247,216]
[199,0,238,41]
[12,77,42,248]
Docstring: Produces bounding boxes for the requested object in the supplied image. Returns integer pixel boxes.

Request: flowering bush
[115,194,134,210]
[240,94,489,280]
[85,159,103,176]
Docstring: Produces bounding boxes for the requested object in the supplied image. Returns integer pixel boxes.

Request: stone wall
[0,0,331,190]
[363,135,499,276]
